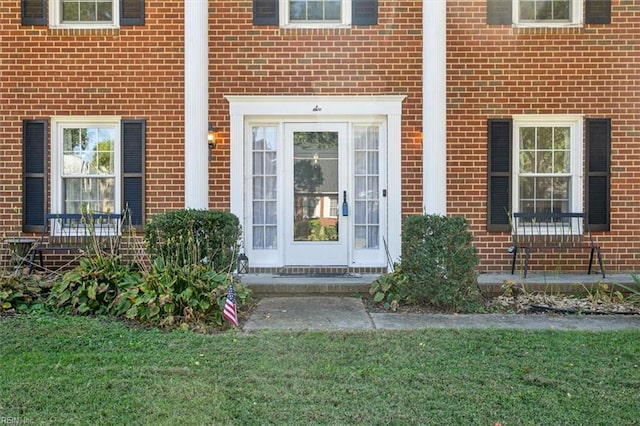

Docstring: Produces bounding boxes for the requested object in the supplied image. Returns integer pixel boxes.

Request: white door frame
[226,95,405,270]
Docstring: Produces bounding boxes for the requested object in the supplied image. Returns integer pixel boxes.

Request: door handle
[342,190,348,216]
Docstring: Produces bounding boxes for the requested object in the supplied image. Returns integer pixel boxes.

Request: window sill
[49,27,121,37]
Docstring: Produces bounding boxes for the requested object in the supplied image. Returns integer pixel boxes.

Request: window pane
[536,151,552,173]
[520,127,535,149]
[535,0,553,20]
[554,127,570,149]
[537,127,552,149]
[62,1,79,20]
[307,1,323,20]
[253,177,264,199]
[253,152,264,175]
[64,177,115,214]
[79,2,96,21]
[367,152,379,174]
[97,1,112,20]
[519,150,535,173]
[290,1,306,20]
[325,1,341,20]
[520,177,534,199]
[554,150,569,173]
[264,151,277,174]
[253,201,265,224]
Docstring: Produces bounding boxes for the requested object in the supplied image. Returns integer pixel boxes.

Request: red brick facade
[447,1,640,272]
[209,1,423,212]
[2,0,638,273]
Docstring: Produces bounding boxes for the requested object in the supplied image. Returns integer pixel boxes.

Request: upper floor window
[21,0,145,27]
[55,0,117,27]
[286,0,345,26]
[516,0,582,26]
[253,0,377,27]
[486,0,610,26]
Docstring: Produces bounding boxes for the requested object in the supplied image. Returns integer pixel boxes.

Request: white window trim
[49,0,120,29]
[512,114,584,215]
[50,116,122,216]
[281,0,352,28]
[513,0,583,28]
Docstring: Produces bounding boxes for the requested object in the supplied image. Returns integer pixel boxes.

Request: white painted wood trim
[184,0,209,209]
[423,0,447,215]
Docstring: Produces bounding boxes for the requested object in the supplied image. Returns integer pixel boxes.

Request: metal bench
[30,213,121,274]
[510,212,605,278]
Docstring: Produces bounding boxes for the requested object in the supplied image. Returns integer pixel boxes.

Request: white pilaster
[423,0,447,215]
[184,0,209,209]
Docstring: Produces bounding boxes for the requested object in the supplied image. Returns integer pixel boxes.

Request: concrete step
[239,272,638,297]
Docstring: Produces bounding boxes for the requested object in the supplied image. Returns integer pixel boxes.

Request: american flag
[222,282,239,327]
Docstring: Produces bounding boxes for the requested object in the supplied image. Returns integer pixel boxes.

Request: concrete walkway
[243,296,640,332]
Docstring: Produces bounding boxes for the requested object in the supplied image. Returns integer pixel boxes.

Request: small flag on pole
[222,282,239,327]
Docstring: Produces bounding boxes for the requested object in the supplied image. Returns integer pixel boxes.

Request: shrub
[144,209,241,271]
[400,214,480,312]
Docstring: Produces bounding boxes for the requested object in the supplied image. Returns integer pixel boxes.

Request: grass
[1,315,639,425]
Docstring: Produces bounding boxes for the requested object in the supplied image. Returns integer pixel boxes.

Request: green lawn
[1,315,638,425]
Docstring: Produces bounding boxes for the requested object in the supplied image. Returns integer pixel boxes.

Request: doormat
[274,272,363,278]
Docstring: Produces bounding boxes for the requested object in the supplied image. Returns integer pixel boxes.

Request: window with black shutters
[487,116,611,232]
[254,0,378,27]
[486,0,611,26]
[21,0,144,27]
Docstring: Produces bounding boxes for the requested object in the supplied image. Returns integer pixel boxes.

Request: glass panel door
[293,131,339,242]
[284,123,348,265]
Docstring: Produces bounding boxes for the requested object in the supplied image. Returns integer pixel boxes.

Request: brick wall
[209,0,424,213]
[0,1,185,235]
[1,1,424,237]
[447,1,640,272]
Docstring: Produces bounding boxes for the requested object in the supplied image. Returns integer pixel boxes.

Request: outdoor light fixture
[237,253,249,274]
[208,123,217,160]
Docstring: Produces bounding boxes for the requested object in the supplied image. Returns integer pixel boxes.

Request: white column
[184,0,209,209]
[423,0,447,215]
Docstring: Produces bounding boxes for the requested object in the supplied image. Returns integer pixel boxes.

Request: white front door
[283,123,349,265]
[243,116,390,269]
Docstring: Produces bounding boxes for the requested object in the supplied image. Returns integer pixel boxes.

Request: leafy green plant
[573,282,624,304]
[368,267,408,311]
[612,274,640,306]
[113,259,250,329]
[47,255,142,315]
[400,214,481,312]
[0,274,45,312]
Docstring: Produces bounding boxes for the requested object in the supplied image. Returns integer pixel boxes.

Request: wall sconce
[208,123,217,160]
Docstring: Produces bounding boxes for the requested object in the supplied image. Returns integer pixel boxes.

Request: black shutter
[352,0,378,26]
[487,0,512,25]
[21,0,47,25]
[488,119,512,231]
[254,0,279,26]
[121,0,145,26]
[23,120,47,232]
[122,119,145,229]
[586,118,611,231]
[585,0,611,24]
